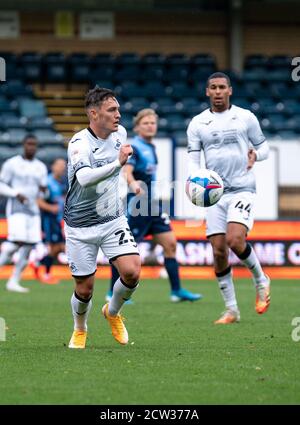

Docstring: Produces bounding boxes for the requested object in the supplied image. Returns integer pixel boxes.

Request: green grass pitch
[0,278,300,405]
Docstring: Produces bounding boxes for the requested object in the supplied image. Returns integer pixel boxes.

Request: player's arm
[187,118,202,174]
[0,181,27,203]
[123,164,143,195]
[37,197,59,214]
[247,113,269,170]
[75,144,133,188]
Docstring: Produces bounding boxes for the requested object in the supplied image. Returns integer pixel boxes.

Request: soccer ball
[185,169,224,207]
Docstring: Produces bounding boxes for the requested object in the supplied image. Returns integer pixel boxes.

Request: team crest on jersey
[114,139,121,150]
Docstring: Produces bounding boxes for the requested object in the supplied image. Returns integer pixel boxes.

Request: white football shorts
[64,215,139,276]
[206,191,256,237]
[7,213,42,244]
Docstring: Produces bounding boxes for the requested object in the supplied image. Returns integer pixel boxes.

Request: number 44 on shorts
[235,200,251,215]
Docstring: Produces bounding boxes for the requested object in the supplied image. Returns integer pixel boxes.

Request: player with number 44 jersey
[187,72,271,323]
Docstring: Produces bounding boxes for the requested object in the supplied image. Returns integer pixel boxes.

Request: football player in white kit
[187,72,270,324]
[0,135,48,293]
[64,87,141,349]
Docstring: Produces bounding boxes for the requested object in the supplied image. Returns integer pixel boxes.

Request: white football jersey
[64,126,127,227]
[0,155,48,216]
[187,105,267,193]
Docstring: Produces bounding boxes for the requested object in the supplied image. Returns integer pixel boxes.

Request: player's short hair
[206,72,231,87]
[133,108,158,127]
[85,86,116,109]
[22,134,37,144]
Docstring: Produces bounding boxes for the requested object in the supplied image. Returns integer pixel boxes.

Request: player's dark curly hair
[84,86,116,109]
[206,72,231,87]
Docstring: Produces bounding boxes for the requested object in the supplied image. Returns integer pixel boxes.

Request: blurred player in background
[107,108,202,303]
[0,135,47,293]
[187,72,270,324]
[64,87,140,349]
[32,158,67,285]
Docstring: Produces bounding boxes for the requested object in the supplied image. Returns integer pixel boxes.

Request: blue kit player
[107,108,202,302]
[33,158,67,284]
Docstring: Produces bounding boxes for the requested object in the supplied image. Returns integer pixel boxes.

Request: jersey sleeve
[247,112,266,147]
[40,163,48,188]
[69,140,91,174]
[187,118,202,153]
[127,145,138,168]
[0,159,13,185]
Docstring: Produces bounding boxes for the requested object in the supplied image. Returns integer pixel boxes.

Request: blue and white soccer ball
[185,169,224,207]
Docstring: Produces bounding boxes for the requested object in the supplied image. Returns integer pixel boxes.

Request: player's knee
[212,246,227,262]
[226,234,244,251]
[74,276,94,299]
[120,259,141,285]
[163,241,177,256]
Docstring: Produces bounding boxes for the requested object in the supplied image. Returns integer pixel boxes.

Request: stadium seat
[114,65,141,83]
[166,81,196,100]
[122,97,149,114]
[143,81,168,100]
[2,128,28,144]
[141,53,166,66]
[69,53,91,83]
[141,64,165,81]
[119,82,146,99]
[19,99,47,119]
[19,52,43,83]
[244,54,269,70]
[36,146,67,164]
[0,116,27,130]
[26,117,54,130]
[2,80,34,98]
[150,97,179,115]
[115,53,141,66]
[32,129,64,145]
[43,52,67,83]
[177,97,201,116]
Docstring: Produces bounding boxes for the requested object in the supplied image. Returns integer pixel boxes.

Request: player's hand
[119,144,133,166]
[129,180,144,195]
[50,204,59,214]
[247,148,257,170]
[16,194,27,204]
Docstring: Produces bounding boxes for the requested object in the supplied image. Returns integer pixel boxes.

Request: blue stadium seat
[43,52,67,83]
[36,146,67,164]
[33,129,64,145]
[0,116,27,130]
[123,97,149,114]
[268,55,292,69]
[177,97,201,116]
[150,98,178,115]
[69,53,91,83]
[19,99,47,119]
[2,128,28,144]
[27,117,54,130]
[143,81,168,99]
[118,82,146,99]
[166,82,195,100]
[114,65,141,83]
[92,53,115,66]
[244,54,269,70]
[2,80,33,99]
[141,53,166,66]
[19,52,43,83]
[164,113,186,132]
[142,64,165,81]
[115,53,141,66]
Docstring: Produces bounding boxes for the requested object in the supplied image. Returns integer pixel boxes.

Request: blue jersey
[46,173,65,222]
[126,135,171,241]
[127,135,158,205]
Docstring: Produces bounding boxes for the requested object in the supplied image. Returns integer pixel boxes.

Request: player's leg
[208,234,240,323]
[4,213,35,293]
[106,213,148,302]
[101,216,141,344]
[206,196,240,323]
[65,225,97,349]
[153,230,203,302]
[226,192,270,314]
[0,240,19,266]
[36,219,62,284]
[6,243,33,293]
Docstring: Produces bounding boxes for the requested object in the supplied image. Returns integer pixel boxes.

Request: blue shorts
[128,211,171,243]
[42,215,64,244]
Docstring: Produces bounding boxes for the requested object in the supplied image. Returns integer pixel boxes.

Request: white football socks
[0,241,19,266]
[108,277,139,316]
[71,292,92,331]
[10,244,32,283]
[239,244,268,287]
[216,267,238,311]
